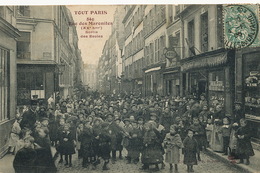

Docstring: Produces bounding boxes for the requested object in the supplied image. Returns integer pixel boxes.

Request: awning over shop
[181,51,228,71]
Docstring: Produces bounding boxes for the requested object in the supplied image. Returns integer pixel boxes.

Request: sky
[67,5,117,65]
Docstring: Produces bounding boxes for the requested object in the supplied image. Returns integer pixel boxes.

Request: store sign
[245,74,259,87]
[209,81,224,91]
[164,47,178,61]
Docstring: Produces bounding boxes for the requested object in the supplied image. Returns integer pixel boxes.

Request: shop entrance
[198,80,207,97]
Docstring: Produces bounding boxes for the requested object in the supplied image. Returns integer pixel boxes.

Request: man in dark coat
[13,136,37,173]
[20,107,36,130]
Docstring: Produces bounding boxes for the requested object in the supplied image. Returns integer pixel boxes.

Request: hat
[123,118,130,123]
[131,120,137,124]
[40,117,49,122]
[150,112,158,119]
[137,117,144,121]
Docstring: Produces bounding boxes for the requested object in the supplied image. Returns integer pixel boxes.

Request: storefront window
[243,52,260,141]
[17,72,44,105]
[244,52,260,118]
[208,70,225,108]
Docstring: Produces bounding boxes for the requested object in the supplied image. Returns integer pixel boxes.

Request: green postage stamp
[224,4,260,49]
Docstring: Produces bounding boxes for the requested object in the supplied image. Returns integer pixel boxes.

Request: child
[183,129,199,173]
[205,118,214,148]
[163,124,183,171]
[140,121,163,171]
[189,117,204,161]
[99,122,112,170]
[9,117,22,154]
[13,136,37,173]
[76,122,84,158]
[235,118,254,165]
[220,117,231,155]
[79,121,96,169]
[127,120,143,164]
[55,118,65,162]
[177,120,187,141]
[59,123,76,167]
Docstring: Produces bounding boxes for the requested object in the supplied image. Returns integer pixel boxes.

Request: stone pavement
[205,148,260,173]
[0,148,244,173]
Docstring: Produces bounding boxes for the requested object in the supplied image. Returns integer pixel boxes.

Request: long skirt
[210,125,223,152]
[9,133,19,148]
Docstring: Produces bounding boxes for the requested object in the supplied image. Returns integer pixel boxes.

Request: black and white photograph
[0,3,259,173]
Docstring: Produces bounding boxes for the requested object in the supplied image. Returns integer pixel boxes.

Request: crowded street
[0,4,260,173]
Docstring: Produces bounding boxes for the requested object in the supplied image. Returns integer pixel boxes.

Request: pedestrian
[235,118,254,165]
[140,121,164,171]
[127,120,143,164]
[183,129,199,173]
[205,118,213,148]
[99,122,112,170]
[220,117,231,155]
[9,117,22,154]
[189,117,204,160]
[79,121,96,169]
[59,123,76,167]
[163,124,183,171]
[13,136,37,173]
[34,128,57,173]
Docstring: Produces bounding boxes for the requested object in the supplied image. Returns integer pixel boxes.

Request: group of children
[9,93,254,172]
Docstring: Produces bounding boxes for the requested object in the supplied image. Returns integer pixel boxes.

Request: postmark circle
[224,5,258,49]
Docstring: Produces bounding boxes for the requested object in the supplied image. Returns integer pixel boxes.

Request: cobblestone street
[54,149,241,173]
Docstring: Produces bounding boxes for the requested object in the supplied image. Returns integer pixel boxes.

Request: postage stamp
[223,4,260,49]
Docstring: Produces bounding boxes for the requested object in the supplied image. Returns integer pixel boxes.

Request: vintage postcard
[0,2,260,173]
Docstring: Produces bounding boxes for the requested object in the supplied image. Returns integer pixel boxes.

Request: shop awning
[181,51,228,71]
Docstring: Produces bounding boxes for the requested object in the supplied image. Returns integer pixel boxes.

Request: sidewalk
[205,148,260,173]
[0,153,14,173]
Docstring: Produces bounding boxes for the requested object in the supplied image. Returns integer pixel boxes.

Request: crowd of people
[9,92,255,173]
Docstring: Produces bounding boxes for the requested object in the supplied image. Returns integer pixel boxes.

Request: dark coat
[34,136,57,173]
[160,112,174,133]
[59,131,75,155]
[99,130,111,160]
[235,126,254,158]
[13,148,37,173]
[20,110,36,130]
[183,136,198,165]
[79,128,95,158]
[141,129,163,164]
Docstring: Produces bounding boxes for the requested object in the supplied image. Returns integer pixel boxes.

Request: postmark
[223,5,260,49]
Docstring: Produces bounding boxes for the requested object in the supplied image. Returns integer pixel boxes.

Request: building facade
[16,6,82,105]
[83,64,98,90]
[0,6,20,157]
[97,7,125,95]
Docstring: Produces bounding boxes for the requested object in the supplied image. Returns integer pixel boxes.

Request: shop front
[144,64,165,96]
[235,48,260,143]
[163,67,181,97]
[181,49,235,116]
[17,64,57,106]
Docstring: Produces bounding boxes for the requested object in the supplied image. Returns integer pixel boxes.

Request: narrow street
[0,149,242,173]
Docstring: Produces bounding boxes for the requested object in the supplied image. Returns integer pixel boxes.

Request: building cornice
[0,17,20,38]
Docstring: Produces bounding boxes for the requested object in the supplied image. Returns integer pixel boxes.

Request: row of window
[143,5,166,37]
[125,58,144,79]
[144,35,166,66]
